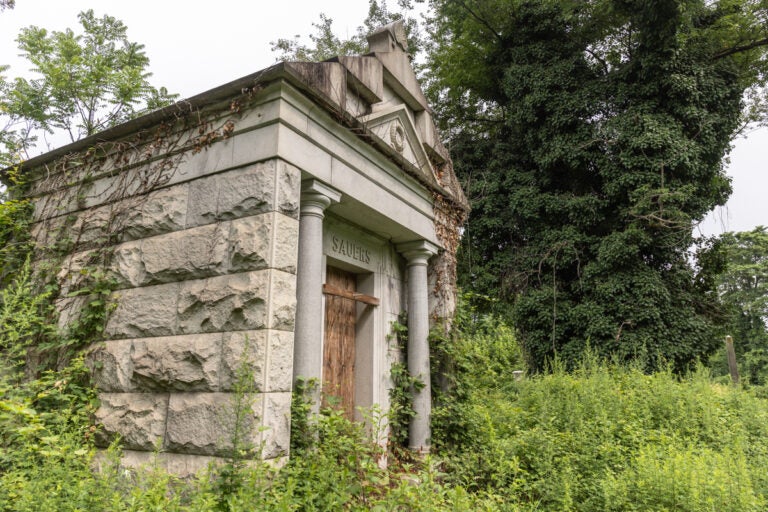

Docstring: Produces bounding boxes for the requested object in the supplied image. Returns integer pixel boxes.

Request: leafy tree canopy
[714,226,768,382]
[271,0,425,62]
[719,226,768,327]
[0,9,176,167]
[428,0,768,371]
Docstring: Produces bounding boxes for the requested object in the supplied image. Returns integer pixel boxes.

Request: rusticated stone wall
[28,156,301,474]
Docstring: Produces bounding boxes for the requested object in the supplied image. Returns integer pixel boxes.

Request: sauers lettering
[331,235,371,264]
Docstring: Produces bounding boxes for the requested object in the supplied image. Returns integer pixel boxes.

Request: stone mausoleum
[19,22,467,475]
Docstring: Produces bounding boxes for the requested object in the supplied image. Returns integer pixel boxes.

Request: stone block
[164,392,262,456]
[228,123,279,171]
[30,216,68,252]
[89,334,223,392]
[269,270,297,330]
[32,189,76,222]
[95,392,168,451]
[109,241,145,288]
[266,331,293,392]
[177,272,268,334]
[220,330,267,392]
[100,448,282,479]
[69,204,113,246]
[116,450,224,479]
[122,185,188,240]
[105,283,179,339]
[173,133,235,185]
[88,340,134,392]
[56,249,96,296]
[141,223,229,283]
[229,215,272,273]
[217,161,275,219]
[80,174,120,210]
[273,214,299,273]
[276,160,300,218]
[186,176,219,227]
[55,295,88,333]
[261,392,291,460]
[131,334,223,391]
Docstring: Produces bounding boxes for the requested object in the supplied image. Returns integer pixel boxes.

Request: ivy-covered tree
[428,0,768,371]
[0,9,176,166]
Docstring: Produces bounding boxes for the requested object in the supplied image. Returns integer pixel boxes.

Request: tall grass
[438,341,768,511]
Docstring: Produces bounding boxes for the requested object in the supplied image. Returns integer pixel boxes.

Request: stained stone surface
[96,393,169,451]
[187,161,281,226]
[110,241,144,288]
[116,450,223,479]
[187,175,220,227]
[273,214,300,273]
[217,163,275,220]
[276,160,301,218]
[266,331,294,392]
[89,334,224,392]
[105,283,180,339]
[165,392,262,456]
[220,330,268,392]
[141,222,229,283]
[122,185,189,240]
[229,215,272,272]
[261,392,291,459]
[177,272,269,334]
[129,336,222,392]
[269,271,297,330]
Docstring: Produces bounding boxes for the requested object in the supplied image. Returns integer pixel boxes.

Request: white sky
[1,0,765,236]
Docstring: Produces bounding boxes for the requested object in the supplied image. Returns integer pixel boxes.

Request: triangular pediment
[359,105,439,188]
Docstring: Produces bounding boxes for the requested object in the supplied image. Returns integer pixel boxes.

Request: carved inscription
[331,235,371,264]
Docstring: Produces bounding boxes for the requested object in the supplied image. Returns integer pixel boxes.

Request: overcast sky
[1,0,765,236]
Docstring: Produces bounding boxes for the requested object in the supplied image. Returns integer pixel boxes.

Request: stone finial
[367,20,409,54]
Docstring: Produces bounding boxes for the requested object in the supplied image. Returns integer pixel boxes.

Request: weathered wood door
[323,267,356,417]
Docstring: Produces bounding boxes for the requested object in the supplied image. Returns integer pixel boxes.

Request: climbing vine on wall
[430,158,468,327]
[2,80,269,372]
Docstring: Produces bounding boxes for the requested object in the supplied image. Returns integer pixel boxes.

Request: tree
[0,9,176,166]
[714,227,768,382]
[428,0,768,371]
[271,0,425,62]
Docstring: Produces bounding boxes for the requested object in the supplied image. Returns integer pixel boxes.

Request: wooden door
[323,267,356,418]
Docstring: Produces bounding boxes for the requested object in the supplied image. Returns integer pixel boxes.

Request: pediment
[359,105,439,188]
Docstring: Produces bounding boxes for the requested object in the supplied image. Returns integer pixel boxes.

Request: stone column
[293,180,341,394]
[396,240,439,453]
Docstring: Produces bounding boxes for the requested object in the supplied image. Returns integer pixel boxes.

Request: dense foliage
[427,0,768,371]
[438,344,768,510]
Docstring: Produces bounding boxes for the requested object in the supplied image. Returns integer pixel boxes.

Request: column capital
[396,239,439,265]
[301,179,342,213]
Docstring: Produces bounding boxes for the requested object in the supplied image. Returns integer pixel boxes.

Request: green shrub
[437,354,768,511]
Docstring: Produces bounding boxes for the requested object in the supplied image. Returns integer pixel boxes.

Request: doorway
[322,266,357,417]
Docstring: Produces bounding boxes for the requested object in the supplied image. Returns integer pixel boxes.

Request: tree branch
[454,0,503,43]
[713,37,768,60]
